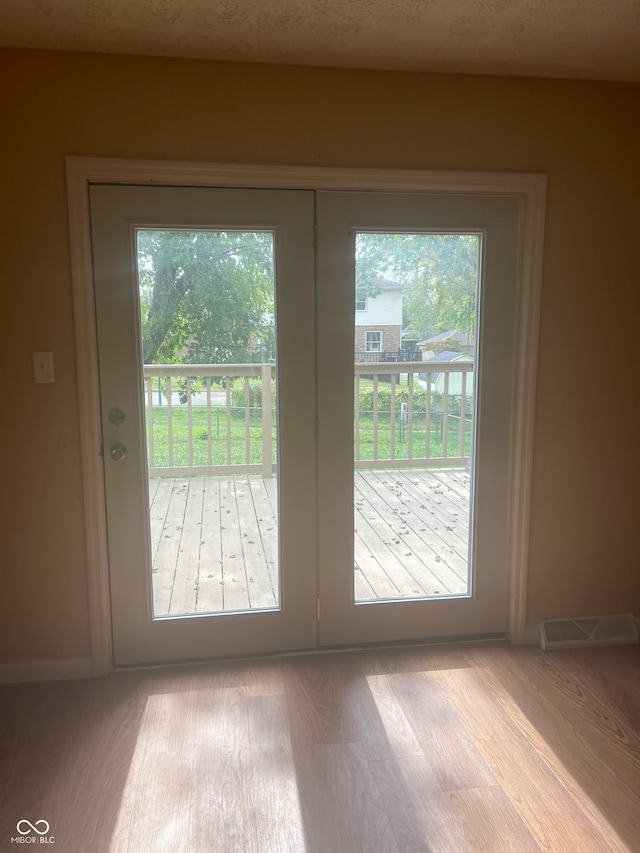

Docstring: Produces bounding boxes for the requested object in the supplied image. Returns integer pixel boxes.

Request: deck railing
[354,350,421,363]
[354,360,473,470]
[144,360,474,477]
[144,363,276,478]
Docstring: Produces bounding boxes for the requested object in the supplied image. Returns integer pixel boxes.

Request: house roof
[370,277,406,292]
[425,351,473,364]
[420,350,473,385]
[418,330,474,347]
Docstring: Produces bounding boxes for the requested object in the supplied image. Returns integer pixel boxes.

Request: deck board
[219,477,251,612]
[196,476,223,613]
[150,468,470,616]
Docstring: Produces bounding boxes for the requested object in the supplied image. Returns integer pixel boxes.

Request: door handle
[110,443,128,462]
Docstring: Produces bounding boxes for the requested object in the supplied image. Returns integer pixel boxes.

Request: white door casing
[66,158,546,674]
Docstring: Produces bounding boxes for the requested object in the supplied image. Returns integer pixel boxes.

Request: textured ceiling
[1,0,640,82]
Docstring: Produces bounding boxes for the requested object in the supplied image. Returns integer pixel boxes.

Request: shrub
[230,376,276,407]
[357,383,428,412]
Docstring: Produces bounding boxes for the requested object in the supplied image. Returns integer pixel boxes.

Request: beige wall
[1,47,639,664]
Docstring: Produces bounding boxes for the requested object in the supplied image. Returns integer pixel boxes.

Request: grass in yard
[356,411,472,461]
[146,406,277,468]
[146,404,472,469]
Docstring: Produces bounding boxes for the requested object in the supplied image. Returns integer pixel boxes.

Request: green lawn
[356,410,472,461]
[146,406,277,468]
[146,405,472,468]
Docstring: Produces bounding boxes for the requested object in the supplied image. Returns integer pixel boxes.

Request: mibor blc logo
[11,820,55,845]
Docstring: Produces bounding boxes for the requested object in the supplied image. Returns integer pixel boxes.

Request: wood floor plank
[247,693,306,852]
[188,687,256,853]
[0,684,85,848]
[390,670,497,792]
[370,757,472,853]
[447,787,542,853]
[293,741,400,853]
[356,673,424,761]
[2,646,640,852]
[57,679,146,853]
[522,648,640,774]
[463,645,640,849]
[284,656,361,746]
[563,646,640,733]
[109,689,196,853]
[432,665,631,852]
[366,644,476,676]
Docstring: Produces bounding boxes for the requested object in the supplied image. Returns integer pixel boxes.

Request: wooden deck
[149,469,470,616]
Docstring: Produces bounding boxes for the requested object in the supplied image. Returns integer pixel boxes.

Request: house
[1,7,639,850]
[418,329,475,357]
[355,277,405,357]
[419,350,474,397]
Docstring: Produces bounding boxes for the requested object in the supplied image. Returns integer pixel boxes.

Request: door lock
[109,408,126,426]
[110,443,128,462]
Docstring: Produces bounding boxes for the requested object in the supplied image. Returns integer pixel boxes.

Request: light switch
[33,352,55,383]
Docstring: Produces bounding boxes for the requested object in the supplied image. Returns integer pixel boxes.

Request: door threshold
[112,632,506,673]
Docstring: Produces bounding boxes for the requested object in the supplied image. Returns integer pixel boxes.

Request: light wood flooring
[1,643,639,852]
[150,468,470,616]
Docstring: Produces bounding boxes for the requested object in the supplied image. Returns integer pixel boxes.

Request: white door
[316,191,520,645]
[91,183,520,665]
[90,185,317,665]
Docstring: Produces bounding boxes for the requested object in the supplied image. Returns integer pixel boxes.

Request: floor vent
[539,614,638,650]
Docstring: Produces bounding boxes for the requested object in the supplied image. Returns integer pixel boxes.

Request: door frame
[66,156,546,676]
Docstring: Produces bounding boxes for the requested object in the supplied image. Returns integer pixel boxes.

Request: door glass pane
[354,233,479,603]
[136,229,279,618]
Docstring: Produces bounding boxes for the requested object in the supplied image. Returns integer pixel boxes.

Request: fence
[144,359,474,476]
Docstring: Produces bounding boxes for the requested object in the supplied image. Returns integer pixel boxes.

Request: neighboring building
[418,329,475,358]
[419,350,474,397]
[355,277,405,357]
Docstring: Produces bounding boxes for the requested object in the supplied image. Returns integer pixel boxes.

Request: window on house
[365,330,382,352]
[355,296,367,311]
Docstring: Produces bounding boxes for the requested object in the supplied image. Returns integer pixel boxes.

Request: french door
[90,183,520,665]
[91,186,318,664]
[316,191,519,645]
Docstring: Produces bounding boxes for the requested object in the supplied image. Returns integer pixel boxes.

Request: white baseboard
[0,657,94,685]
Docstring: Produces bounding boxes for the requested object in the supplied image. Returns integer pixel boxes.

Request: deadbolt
[109,408,126,426]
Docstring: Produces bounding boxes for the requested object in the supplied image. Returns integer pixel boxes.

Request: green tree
[138,230,275,364]
[355,233,479,341]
